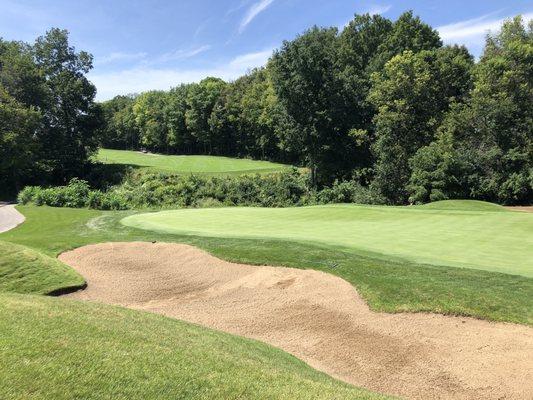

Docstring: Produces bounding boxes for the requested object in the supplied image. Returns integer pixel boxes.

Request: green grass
[122,202,533,277]
[96,148,293,175]
[0,292,387,400]
[2,204,532,325]
[0,241,84,295]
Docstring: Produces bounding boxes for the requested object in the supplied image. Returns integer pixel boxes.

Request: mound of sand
[60,242,533,400]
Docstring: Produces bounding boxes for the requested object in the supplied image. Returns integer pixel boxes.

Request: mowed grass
[2,204,532,325]
[0,241,84,294]
[96,148,292,175]
[121,202,533,277]
[0,293,386,400]
[0,210,388,400]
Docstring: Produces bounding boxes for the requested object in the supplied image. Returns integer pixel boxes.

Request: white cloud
[229,48,273,69]
[156,45,211,63]
[437,12,533,45]
[339,4,391,29]
[96,52,147,65]
[90,48,275,100]
[365,4,391,15]
[239,0,274,33]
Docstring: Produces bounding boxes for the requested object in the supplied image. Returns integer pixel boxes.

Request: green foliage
[3,13,531,205]
[409,16,532,204]
[369,46,473,203]
[98,95,139,149]
[317,180,386,204]
[0,29,101,194]
[18,170,315,210]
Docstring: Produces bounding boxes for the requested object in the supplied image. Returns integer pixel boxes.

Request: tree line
[1,13,532,204]
[99,12,532,204]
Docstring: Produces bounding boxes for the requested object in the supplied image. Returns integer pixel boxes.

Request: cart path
[0,204,25,233]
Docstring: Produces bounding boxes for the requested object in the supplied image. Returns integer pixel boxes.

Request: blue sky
[1,0,531,100]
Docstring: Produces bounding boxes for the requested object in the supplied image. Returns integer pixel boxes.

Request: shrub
[18,169,389,210]
[318,180,386,205]
[17,186,40,204]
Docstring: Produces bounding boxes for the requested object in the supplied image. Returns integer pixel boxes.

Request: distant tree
[133,91,169,152]
[165,84,194,153]
[99,95,139,150]
[368,46,473,203]
[185,77,226,154]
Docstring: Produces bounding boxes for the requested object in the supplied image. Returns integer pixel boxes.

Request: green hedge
[18,171,385,210]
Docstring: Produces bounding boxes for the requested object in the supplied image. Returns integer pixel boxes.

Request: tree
[32,28,102,182]
[185,77,226,154]
[99,95,139,150]
[0,88,41,193]
[270,26,353,185]
[369,46,473,203]
[165,84,193,154]
[133,91,169,152]
[409,16,532,204]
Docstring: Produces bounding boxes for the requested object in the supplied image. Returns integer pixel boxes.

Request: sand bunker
[60,242,533,400]
[506,206,533,213]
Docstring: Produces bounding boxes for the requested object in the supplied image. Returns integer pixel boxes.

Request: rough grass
[121,201,533,277]
[0,293,388,400]
[2,205,532,325]
[96,148,293,175]
[0,241,84,294]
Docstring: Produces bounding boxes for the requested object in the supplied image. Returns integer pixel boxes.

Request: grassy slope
[0,241,84,294]
[96,148,292,175]
[121,203,533,277]
[2,205,532,325]
[0,293,386,400]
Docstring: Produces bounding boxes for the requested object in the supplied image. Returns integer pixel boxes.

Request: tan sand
[506,206,533,213]
[60,242,533,400]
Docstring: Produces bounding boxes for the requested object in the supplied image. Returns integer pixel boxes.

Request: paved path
[0,203,25,233]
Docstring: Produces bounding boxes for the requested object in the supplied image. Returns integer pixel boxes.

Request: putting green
[122,202,533,277]
[96,148,292,174]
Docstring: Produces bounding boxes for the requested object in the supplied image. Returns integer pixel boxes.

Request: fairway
[96,148,292,174]
[122,203,533,277]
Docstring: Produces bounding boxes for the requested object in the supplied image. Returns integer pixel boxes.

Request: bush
[18,169,390,210]
[318,180,386,205]
[17,186,40,204]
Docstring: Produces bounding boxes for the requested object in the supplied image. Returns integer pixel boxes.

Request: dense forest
[1,12,532,204]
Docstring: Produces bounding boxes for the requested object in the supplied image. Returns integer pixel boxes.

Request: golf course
[96,148,293,175]
[1,201,532,399]
[1,4,532,400]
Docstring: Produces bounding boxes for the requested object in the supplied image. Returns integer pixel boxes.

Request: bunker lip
[59,242,533,400]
